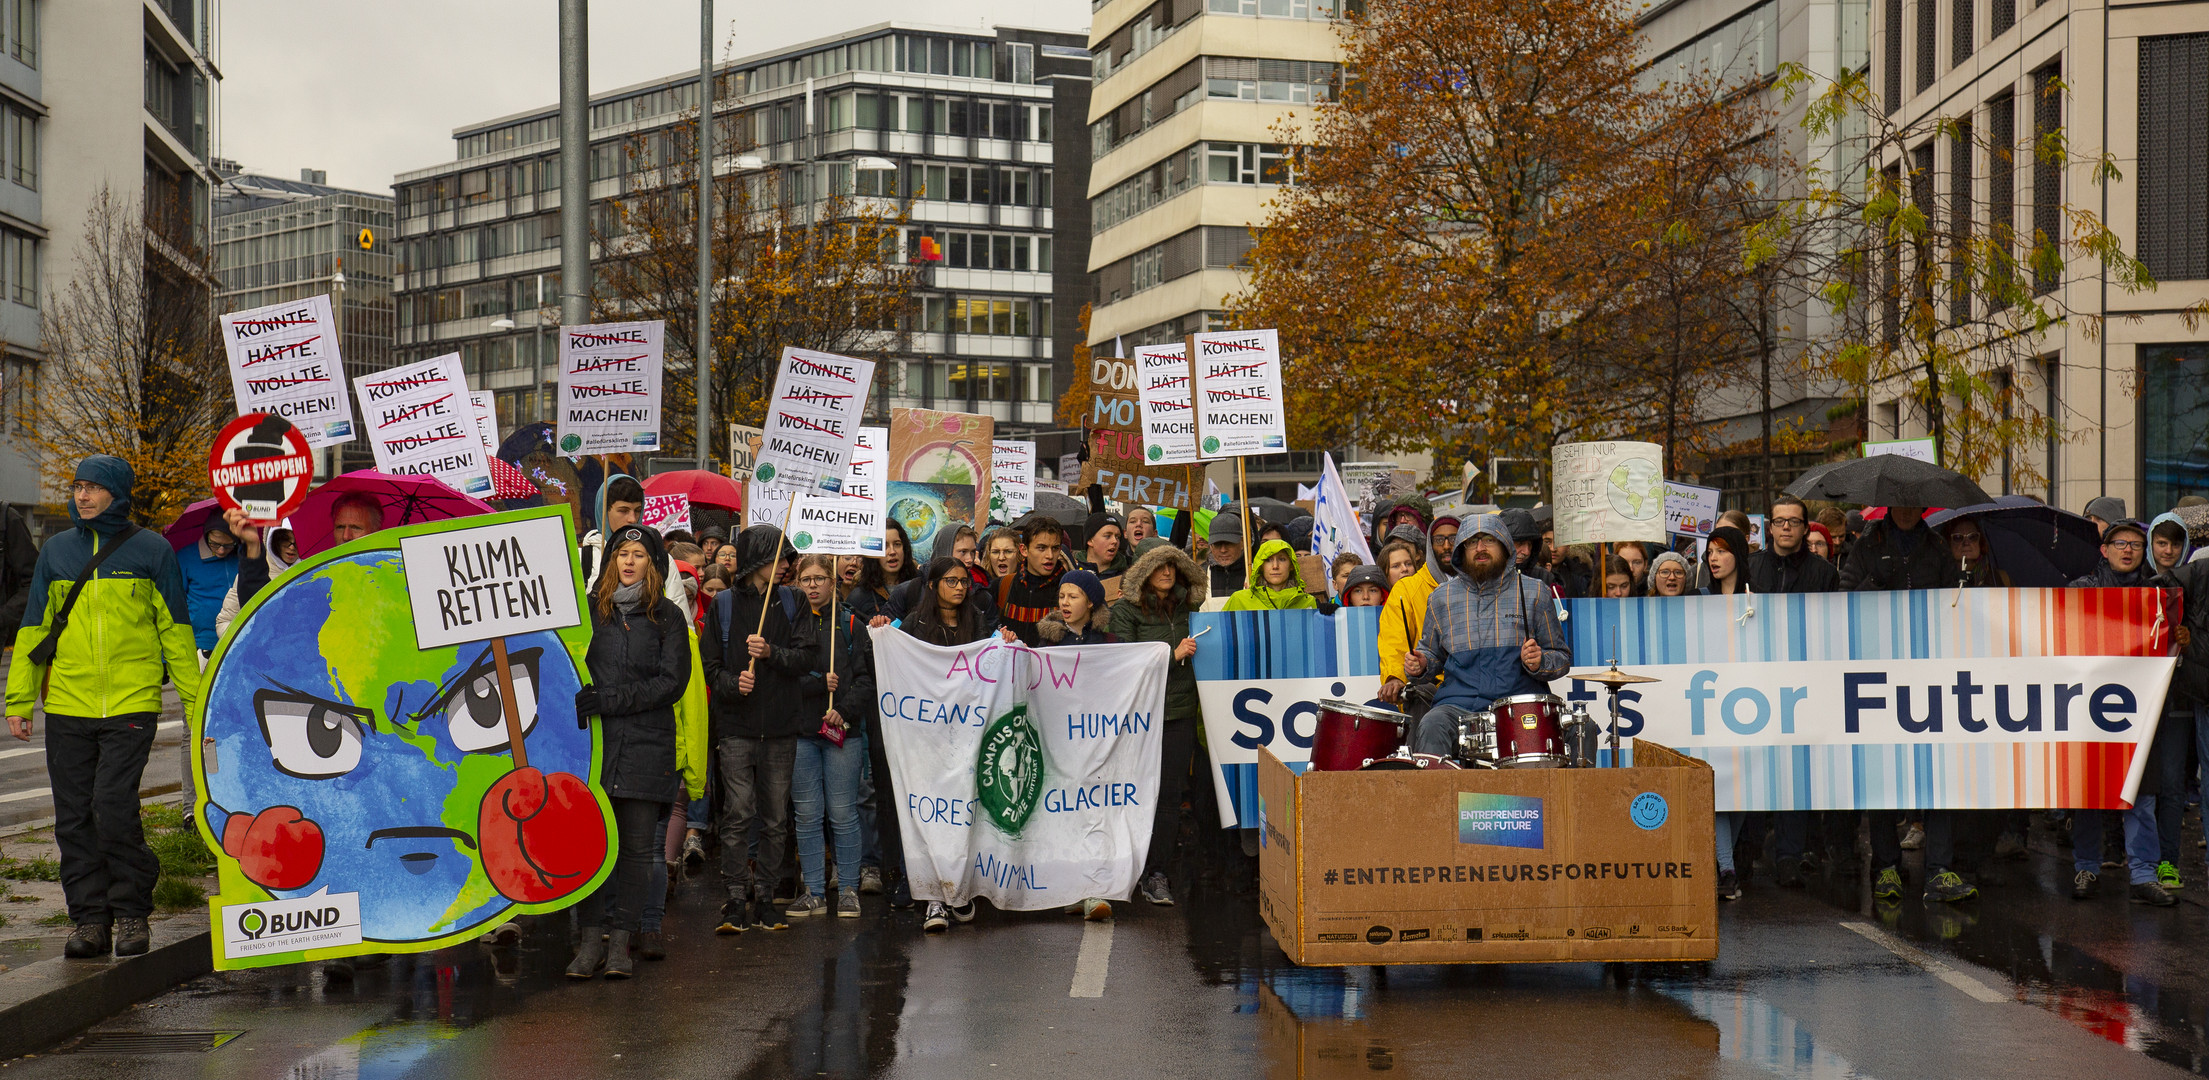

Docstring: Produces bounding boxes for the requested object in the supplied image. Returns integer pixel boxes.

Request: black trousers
[576,796,667,933]
[1144,716,1198,881]
[865,718,902,875]
[45,712,161,924]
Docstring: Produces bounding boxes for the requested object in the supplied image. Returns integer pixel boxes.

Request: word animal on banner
[353,353,494,496]
[1192,606,1386,826]
[557,321,665,455]
[870,627,1168,910]
[756,347,876,494]
[222,295,354,448]
[193,506,612,970]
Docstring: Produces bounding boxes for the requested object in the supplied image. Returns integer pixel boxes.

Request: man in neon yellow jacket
[6,456,202,960]
[1376,514,1461,713]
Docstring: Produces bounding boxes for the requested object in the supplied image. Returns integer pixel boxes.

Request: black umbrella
[1786,455,1992,509]
[1925,496,2101,586]
[1034,490,1089,526]
[1246,497,1301,524]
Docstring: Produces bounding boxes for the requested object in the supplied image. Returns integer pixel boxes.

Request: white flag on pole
[1313,453,1375,576]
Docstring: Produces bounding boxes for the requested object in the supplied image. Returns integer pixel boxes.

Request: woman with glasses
[785,555,873,921]
[1647,551,1693,596]
[1943,519,2012,588]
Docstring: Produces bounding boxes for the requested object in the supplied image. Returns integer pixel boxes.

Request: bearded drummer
[1401,515,1573,757]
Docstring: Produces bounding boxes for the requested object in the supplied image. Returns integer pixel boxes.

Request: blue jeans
[1715,812,1743,873]
[793,734,866,897]
[2073,803,2160,885]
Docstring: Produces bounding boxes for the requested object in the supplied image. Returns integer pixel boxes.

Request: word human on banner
[756,347,876,494]
[1663,480,1722,538]
[354,353,494,496]
[870,627,1167,910]
[990,440,1036,519]
[791,426,887,556]
[1551,440,1665,547]
[557,321,664,455]
[1187,328,1286,458]
[643,494,691,536]
[1133,343,1200,465]
[1190,589,2176,824]
[222,295,354,449]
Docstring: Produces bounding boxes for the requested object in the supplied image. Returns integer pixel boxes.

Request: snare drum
[1489,693,1568,768]
[1310,700,1409,772]
[1360,753,1464,771]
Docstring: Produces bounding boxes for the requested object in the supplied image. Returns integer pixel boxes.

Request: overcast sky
[215,1,1091,193]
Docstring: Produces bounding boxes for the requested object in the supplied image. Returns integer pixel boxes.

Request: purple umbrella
[162,498,224,552]
[293,470,495,557]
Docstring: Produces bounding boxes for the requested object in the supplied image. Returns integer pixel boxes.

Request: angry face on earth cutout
[193,507,610,966]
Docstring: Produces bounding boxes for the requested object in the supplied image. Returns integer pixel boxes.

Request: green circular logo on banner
[975,704,1044,837]
[792,531,813,549]
[559,434,582,453]
[754,462,776,483]
[1202,435,1221,454]
[1148,444,1163,461]
[238,908,267,939]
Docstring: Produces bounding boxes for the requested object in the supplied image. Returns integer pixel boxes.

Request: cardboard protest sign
[872,628,1167,910]
[1663,480,1721,538]
[1187,329,1287,458]
[727,424,763,480]
[1133,343,1201,464]
[208,413,315,526]
[222,295,354,449]
[886,481,976,554]
[556,320,665,455]
[990,439,1036,519]
[354,353,494,497]
[193,506,612,970]
[643,493,692,536]
[756,347,876,494]
[1079,346,1202,510]
[790,426,887,556]
[888,408,993,528]
[1551,441,1665,547]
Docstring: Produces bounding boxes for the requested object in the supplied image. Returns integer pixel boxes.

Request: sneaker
[1900,822,1924,851]
[753,897,788,930]
[682,832,707,867]
[786,891,828,918]
[950,900,977,924]
[64,922,111,959]
[1717,869,1742,901]
[1994,831,2028,860]
[837,888,861,919]
[2157,861,2184,890]
[1923,870,1978,903]
[1082,897,1113,921]
[1775,858,1805,888]
[715,900,748,935]
[2131,880,2178,907]
[1139,871,1175,907]
[923,902,950,933]
[860,865,885,895]
[1873,867,1905,901]
[2071,870,2098,900]
[113,917,150,957]
[1797,849,1823,874]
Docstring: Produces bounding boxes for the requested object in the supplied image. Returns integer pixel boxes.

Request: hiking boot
[752,897,788,931]
[603,930,635,979]
[786,891,828,919]
[64,922,111,959]
[2131,880,2179,907]
[2071,870,2098,900]
[715,900,748,935]
[1899,822,1924,851]
[1717,869,1742,901]
[860,865,885,895]
[2157,861,2183,890]
[923,902,950,933]
[637,930,667,960]
[1775,858,1805,888]
[566,934,608,979]
[113,917,150,957]
[1139,871,1175,907]
[1082,897,1113,921]
[950,900,977,924]
[1923,870,1977,903]
[837,888,861,919]
[1873,867,1905,901]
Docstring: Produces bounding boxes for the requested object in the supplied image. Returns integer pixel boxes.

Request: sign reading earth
[1606,457,1664,520]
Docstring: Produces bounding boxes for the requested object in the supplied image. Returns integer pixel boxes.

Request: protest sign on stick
[990,440,1036,519]
[1077,349,1202,510]
[556,321,665,455]
[1663,480,1722,538]
[727,424,763,480]
[1551,441,1666,548]
[790,426,887,556]
[643,494,691,535]
[207,413,315,526]
[1133,343,1200,465]
[888,408,993,530]
[222,295,354,449]
[467,392,502,455]
[354,353,494,496]
[1186,329,1286,460]
[756,347,876,495]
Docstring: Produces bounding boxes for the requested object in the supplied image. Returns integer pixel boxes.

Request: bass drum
[1310,700,1409,772]
[1360,753,1464,771]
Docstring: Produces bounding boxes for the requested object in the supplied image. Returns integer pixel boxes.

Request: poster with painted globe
[888,407,993,531]
[1551,440,1667,547]
[192,504,613,970]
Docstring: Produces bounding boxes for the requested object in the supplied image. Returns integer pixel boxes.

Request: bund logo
[237,908,268,940]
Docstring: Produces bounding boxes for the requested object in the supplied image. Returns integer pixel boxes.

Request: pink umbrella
[293,470,496,557]
[162,498,224,552]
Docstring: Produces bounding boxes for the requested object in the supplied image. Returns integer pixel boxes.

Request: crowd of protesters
[9,451,2209,982]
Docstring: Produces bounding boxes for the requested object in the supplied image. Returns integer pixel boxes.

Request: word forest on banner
[222,295,354,448]
[990,440,1035,519]
[871,628,1167,910]
[556,321,664,455]
[1133,343,1200,465]
[354,353,493,496]
[791,426,887,556]
[1188,329,1285,458]
[1551,440,1665,547]
[1189,589,2175,824]
[755,347,876,494]
[1079,350,1203,510]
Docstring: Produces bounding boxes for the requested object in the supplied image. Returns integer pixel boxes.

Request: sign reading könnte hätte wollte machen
[1186,329,1287,459]
[556,321,665,455]
[755,347,877,495]
[221,295,355,449]
[398,514,582,651]
[355,352,495,497]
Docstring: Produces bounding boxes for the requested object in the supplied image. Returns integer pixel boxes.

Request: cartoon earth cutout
[197,545,608,947]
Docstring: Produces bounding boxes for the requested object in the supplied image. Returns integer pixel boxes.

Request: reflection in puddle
[1661,987,1876,1080]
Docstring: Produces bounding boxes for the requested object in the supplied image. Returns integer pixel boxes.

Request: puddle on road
[1660,987,1880,1080]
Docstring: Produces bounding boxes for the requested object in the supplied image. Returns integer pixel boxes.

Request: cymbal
[1572,666,1662,687]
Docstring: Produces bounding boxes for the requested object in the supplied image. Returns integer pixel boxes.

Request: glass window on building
[10,0,34,68]
[5,104,33,189]
[2144,343,2209,510]
[4,229,34,306]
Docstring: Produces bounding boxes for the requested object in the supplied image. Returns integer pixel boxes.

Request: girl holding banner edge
[786,555,875,921]
[1108,538,1208,908]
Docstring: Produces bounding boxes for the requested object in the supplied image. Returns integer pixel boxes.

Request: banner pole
[1237,457,1253,565]
[748,496,795,675]
[489,637,530,770]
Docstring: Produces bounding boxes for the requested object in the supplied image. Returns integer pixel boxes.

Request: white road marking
[0,787,52,804]
[1840,921,2009,1002]
[1069,919,1114,998]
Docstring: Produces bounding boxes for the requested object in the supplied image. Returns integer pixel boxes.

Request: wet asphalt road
[12,827,2209,1080]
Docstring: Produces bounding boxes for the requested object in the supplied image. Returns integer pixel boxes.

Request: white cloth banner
[1312,453,1375,574]
[871,628,1168,910]
[556,320,665,455]
[353,353,494,497]
[222,294,354,449]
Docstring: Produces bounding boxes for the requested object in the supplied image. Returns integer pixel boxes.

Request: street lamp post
[695,0,714,469]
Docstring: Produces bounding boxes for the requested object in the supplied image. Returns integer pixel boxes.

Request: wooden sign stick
[747,497,797,674]
[490,637,529,770]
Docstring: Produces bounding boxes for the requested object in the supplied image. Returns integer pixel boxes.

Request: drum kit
[1309,665,1663,773]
